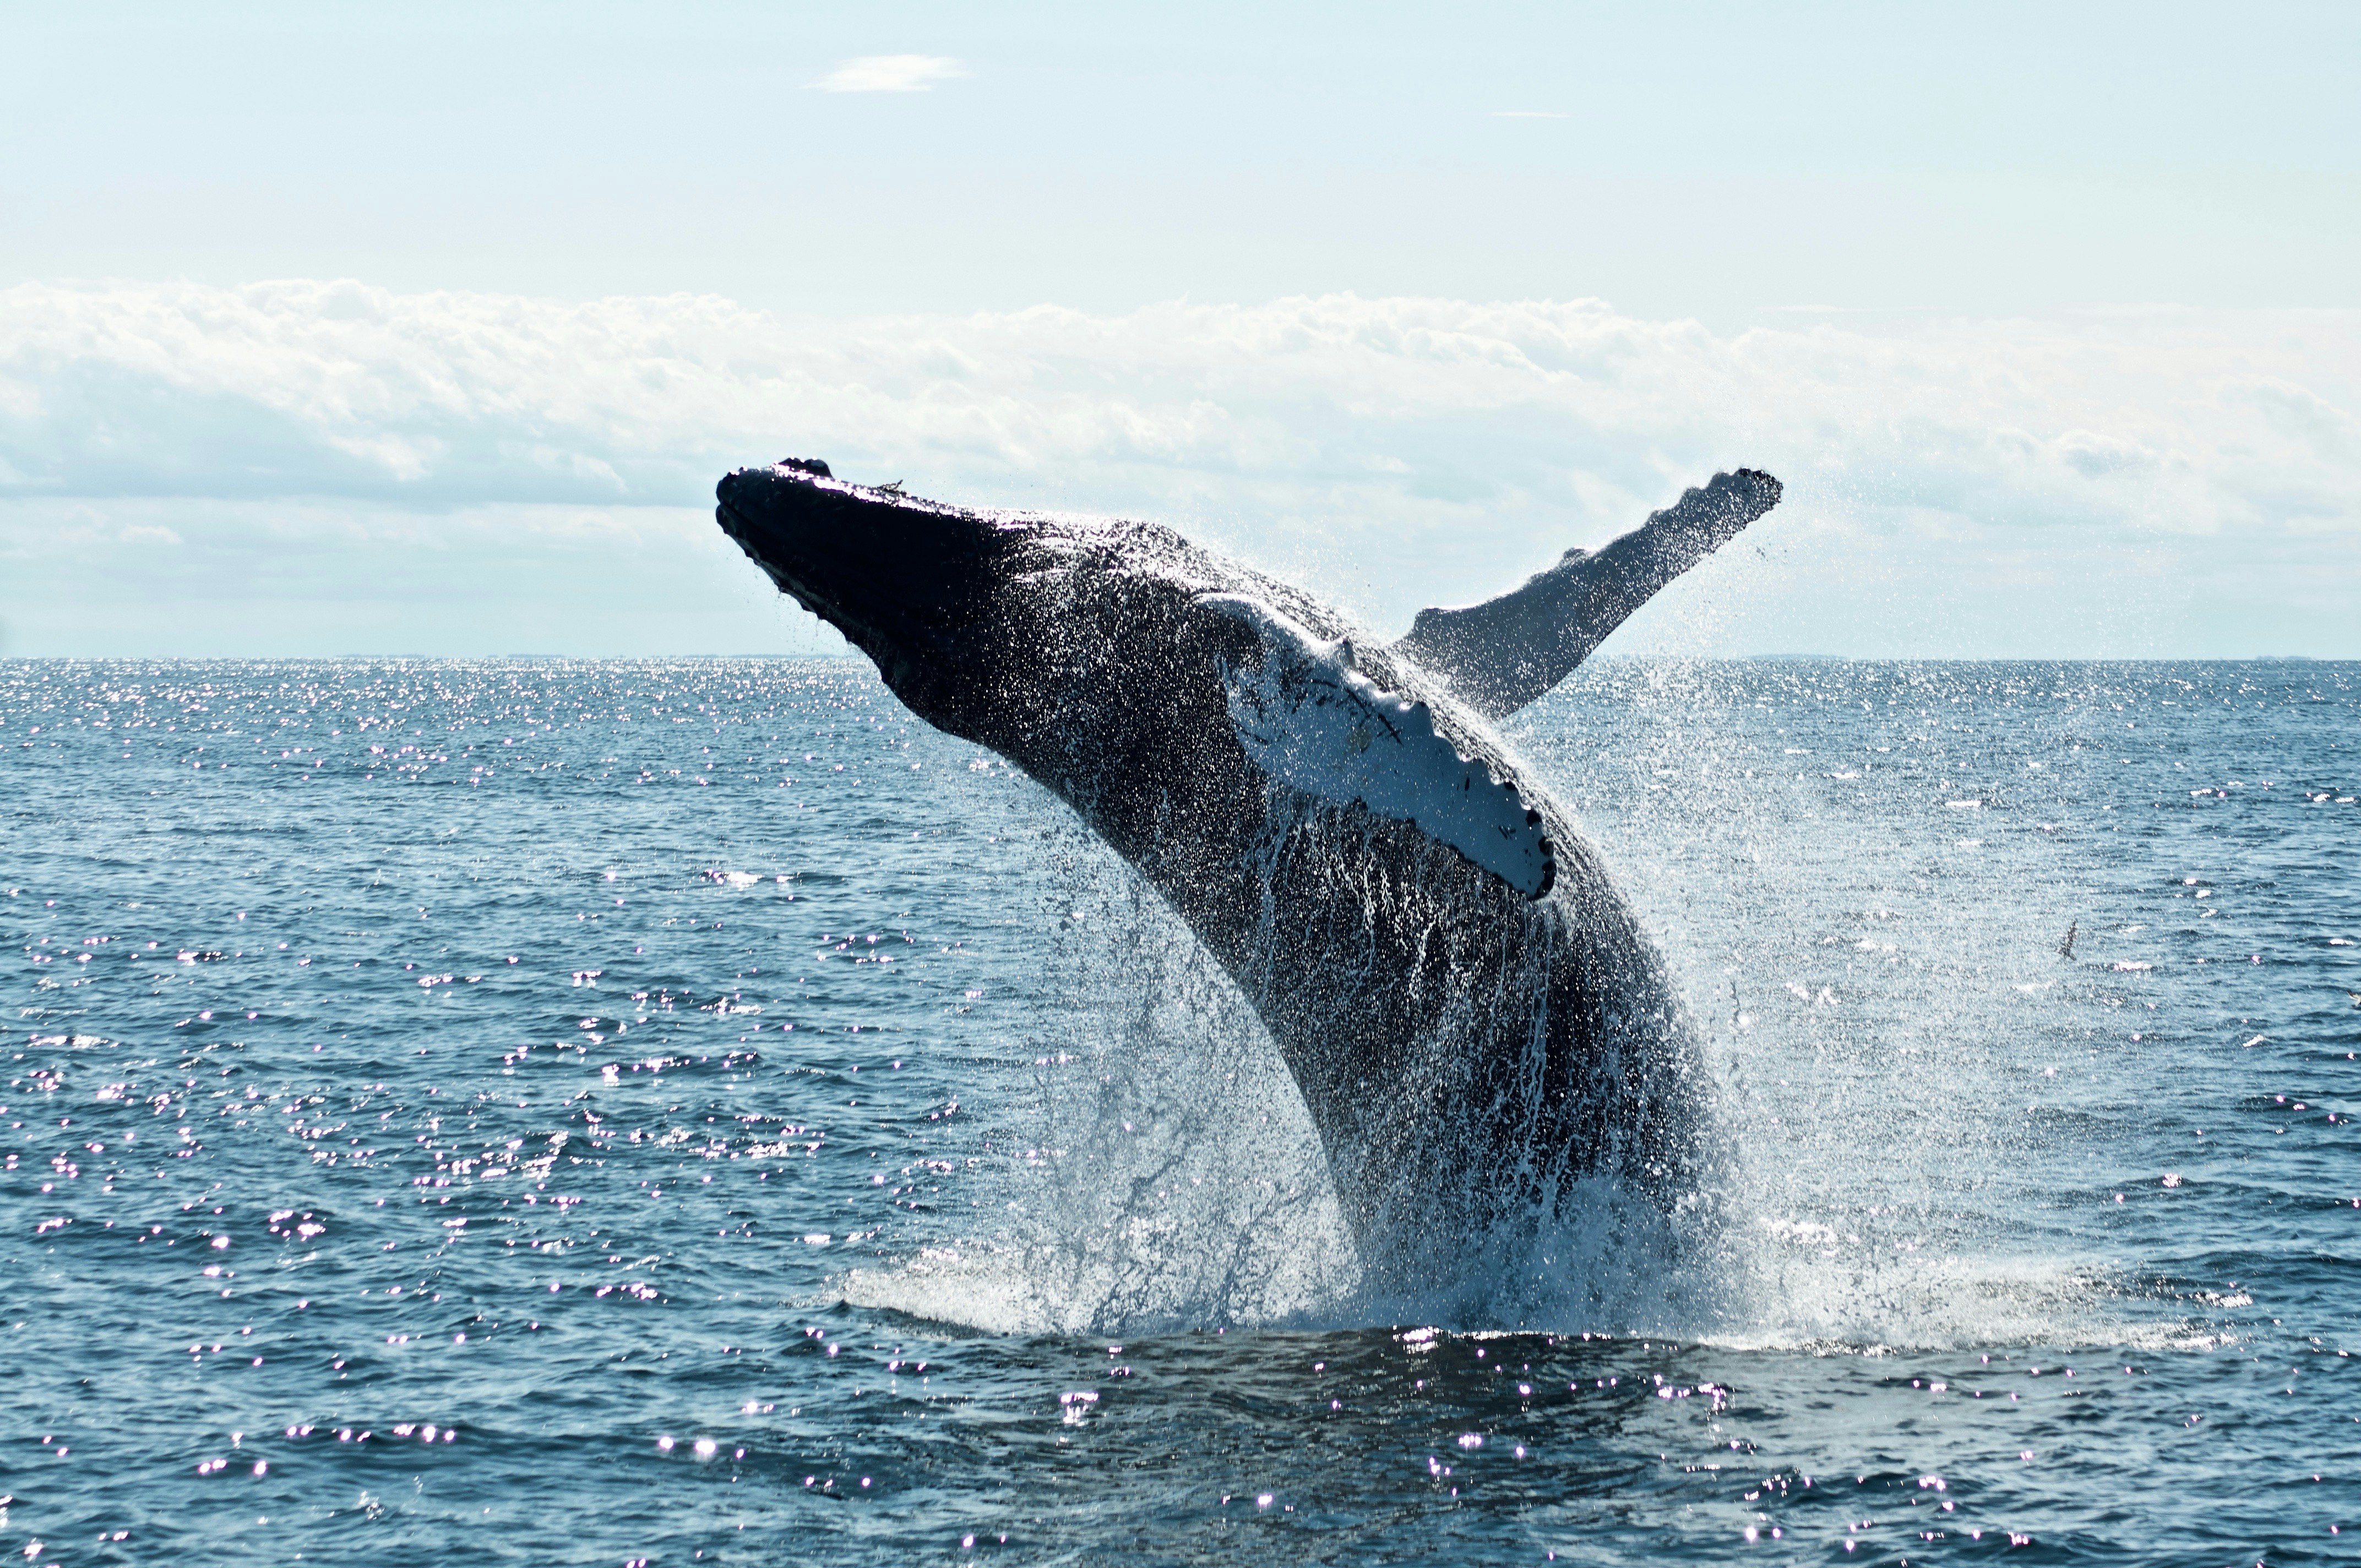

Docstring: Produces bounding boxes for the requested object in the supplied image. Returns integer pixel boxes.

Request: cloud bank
[1,280,2354,656]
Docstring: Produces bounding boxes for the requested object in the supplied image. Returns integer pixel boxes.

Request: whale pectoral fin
[1201,594,1556,899]
[1390,468,1782,718]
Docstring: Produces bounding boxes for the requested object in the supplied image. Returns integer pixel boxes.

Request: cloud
[1487,111,1569,119]
[813,55,967,93]
[0,280,2355,655]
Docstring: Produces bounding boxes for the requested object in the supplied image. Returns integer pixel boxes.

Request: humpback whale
[716,459,1781,1284]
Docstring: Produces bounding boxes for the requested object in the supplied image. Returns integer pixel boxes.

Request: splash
[848,657,2242,1352]
[844,815,1361,1333]
[841,801,1726,1336]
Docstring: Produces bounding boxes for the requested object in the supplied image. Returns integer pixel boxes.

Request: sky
[2,1,2356,658]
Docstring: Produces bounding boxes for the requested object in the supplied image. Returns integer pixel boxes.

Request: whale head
[715,459,1046,729]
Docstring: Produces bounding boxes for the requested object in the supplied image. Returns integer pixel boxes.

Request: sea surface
[2,656,2355,1565]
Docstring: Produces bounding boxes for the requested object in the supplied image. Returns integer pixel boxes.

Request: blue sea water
[2,655,2355,1565]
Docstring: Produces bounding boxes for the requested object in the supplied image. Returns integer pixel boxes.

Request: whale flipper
[1391,467,1782,718]
[1206,594,1556,899]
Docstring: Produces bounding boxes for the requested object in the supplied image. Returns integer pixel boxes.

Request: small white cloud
[1488,111,1568,119]
[814,55,967,94]
[119,524,183,546]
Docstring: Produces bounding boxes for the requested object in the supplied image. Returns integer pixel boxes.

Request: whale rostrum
[715,459,1781,1282]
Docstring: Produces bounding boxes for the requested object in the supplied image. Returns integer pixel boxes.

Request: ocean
[2,655,2354,1564]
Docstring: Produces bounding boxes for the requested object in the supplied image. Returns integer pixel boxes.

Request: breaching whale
[716,459,1781,1283]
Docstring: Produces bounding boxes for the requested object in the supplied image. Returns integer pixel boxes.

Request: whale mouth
[714,460,1017,675]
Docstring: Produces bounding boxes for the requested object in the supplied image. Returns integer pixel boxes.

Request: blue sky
[3,2,2357,656]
